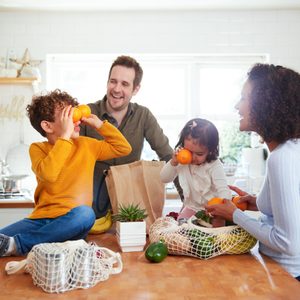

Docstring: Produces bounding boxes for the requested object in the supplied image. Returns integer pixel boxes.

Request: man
[80,55,182,231]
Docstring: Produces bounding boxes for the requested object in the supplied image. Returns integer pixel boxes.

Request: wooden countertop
[0,190,179,209]
[0,201,34,208]
[0,232,299,299]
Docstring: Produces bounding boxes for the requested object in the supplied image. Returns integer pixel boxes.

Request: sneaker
[0,234,10,257]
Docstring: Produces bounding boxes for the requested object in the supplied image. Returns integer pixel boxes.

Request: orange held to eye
[231,196,247,211]
[207,197,224,206]
[78,104,91,118]
[176,149,192,164]
[72,107,82,123]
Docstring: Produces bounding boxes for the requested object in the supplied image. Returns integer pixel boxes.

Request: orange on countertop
[176,148,192,164]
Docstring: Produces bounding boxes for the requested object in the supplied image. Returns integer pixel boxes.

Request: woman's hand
[205,199,236,221]
[229,185,258,211]
[228,185,247,196]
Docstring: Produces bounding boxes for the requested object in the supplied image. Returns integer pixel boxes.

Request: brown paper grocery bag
[105,160,165,231]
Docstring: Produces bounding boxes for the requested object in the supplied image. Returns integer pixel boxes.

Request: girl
[160,118,231,221]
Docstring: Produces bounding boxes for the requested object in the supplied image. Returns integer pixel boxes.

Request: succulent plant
[112,203,148,222]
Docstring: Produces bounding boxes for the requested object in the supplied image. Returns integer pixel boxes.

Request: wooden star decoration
[10,48,43,77]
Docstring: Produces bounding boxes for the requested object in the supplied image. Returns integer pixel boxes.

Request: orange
[78,104,91,118]
[72,107,82,123]
[176,149,192,164]
[207,197,224,206]
[231,196,247,211]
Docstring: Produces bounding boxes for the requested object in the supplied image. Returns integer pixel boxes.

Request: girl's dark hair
[247,63,300,143]
[176,118,219,163]
[26,89,78,137]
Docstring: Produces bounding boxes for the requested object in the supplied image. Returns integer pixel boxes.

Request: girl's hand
[170,148,182,166]
[205,199,236,221]
[81,114,103,129]
[229,185,258,211]
[60,105,75,140]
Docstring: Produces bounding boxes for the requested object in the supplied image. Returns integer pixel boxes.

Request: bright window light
[46,53,267,161]
[198,67,247,118]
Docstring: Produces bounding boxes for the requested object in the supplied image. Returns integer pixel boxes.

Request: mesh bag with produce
[5,240,122,293]
[149,216,257,259]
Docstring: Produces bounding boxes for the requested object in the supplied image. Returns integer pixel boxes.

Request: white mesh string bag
[5,239,122,293]
[149,217,257,259]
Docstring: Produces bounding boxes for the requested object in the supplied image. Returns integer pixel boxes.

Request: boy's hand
[60,105,75,140]
[81,114,103,129]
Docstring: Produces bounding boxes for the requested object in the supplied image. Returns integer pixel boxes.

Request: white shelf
[0,77,37,84]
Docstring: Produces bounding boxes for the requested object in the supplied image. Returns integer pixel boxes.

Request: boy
[0,89,131,257]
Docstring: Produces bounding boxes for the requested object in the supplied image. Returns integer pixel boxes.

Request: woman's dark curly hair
[175,118,219,163]
[247,63,300,144]
[26,89,79,137]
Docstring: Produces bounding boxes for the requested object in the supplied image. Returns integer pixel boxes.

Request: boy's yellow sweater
[28,121,131,219]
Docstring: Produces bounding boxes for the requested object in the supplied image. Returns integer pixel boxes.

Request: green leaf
[112,203,148,222]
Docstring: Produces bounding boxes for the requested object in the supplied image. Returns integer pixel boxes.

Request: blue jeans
[0,205,95,255]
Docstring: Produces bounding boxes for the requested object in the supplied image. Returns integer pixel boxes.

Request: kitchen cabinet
[0,206,34,227]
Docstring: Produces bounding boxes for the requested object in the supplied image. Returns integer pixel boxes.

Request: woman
[205,64,300,280]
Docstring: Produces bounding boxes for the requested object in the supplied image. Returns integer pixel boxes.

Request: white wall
[1,9,300,172]
[1,10,300,72]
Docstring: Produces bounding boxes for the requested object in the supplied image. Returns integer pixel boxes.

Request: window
[46,53,268,162]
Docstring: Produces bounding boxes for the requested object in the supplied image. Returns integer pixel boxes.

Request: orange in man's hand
[72,107,82,123]
[207,197,224,206]
[78,104,91,118]
[176,149,192,164]
[231,196,247,211]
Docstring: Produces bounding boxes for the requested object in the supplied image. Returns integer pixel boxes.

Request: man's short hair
[108,55,143,89]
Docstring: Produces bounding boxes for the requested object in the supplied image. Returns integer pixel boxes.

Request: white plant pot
[116,221,146,252]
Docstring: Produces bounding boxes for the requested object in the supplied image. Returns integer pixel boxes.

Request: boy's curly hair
[176,118,219,163]
[26,89,79,137]
[248,64,300,144]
